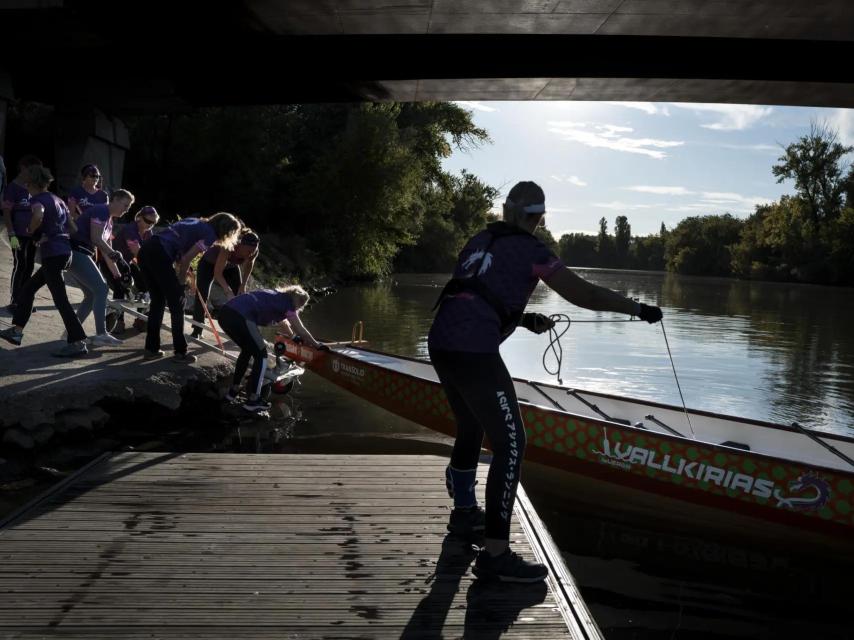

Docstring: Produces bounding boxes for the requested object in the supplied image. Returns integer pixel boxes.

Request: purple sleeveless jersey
[2,182,33,238]
[31,192,71,259]
[224,289,298,326]
[428,226,564,353]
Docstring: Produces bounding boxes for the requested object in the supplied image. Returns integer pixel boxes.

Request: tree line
[555,122,854,286]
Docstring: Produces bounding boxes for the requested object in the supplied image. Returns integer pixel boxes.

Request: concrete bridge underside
[1,1,852,192]
[0,0,853,113]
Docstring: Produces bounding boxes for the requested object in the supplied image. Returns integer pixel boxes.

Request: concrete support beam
[54,109,131,197]
[0,70,13,159]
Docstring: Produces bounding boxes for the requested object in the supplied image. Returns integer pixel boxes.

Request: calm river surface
[274,270,852,639]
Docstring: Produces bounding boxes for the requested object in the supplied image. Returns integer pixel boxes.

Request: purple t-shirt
[68,186,108,214]
[31,192,71,259]
[202,244,257,266]
[113,221,152,262]
[155,218,218,262]
[224,289,298,326]
[71,203,112,252]
[428,223,564,353]
[2,182,32,238]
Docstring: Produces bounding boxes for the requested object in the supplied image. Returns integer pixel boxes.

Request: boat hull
[281,340,854,544]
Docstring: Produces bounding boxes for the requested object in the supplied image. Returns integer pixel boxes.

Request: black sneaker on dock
[472,548,549,583]
[447,505,486,543]
[0,326,23,346]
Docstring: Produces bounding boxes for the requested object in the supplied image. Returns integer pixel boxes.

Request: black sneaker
[0,326,23,346]
[52,340,88,358]
[473,548,549,583]
[171,352,198,364]
[190,328,203,339]
[447,506,486,542]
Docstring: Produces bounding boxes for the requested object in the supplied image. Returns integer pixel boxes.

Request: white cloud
[593,201,658,211]
[717,143,781,153]
[625,185,694,195]
[547,121,684,159]
[665,192,776,214]
[827,108,854,145]
[455,101,498,113]
[669,103,773,131]
[551,175,587,187]
[605,102,671,116]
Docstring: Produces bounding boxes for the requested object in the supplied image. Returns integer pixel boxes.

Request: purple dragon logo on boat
[772,474,831,511]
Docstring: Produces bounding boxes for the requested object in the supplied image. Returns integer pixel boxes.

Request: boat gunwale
[326,343,854,477]
[344,344,854,445]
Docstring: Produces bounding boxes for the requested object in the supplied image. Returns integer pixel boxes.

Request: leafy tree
[614,215,631,267]
[558,233,598,267]
[665,214,744,276]
[772,121,853,230]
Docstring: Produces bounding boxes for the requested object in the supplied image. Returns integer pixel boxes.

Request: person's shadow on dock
[399,532,547,639]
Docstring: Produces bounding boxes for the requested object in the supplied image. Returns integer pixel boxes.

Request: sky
[441,101,854,237]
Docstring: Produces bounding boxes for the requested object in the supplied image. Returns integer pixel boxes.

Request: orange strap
[194,288,225,353]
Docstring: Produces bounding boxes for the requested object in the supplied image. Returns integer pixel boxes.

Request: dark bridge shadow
[400,532,548,639]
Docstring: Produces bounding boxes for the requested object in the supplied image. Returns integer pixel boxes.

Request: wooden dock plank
[0,452,601,639]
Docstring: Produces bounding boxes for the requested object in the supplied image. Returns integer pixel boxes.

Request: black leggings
[218,305,268,398]
[428,347,526,541]
[138,239,187,355]
[193,259,241,324]
[13,253,86,343]
[9,236,36,306]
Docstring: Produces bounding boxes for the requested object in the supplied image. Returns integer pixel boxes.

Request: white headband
[522,203,545,214]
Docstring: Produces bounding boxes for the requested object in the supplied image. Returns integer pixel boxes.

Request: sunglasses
[141,217,157,225]
[87,174,101,179]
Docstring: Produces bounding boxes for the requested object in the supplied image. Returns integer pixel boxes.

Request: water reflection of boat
[276,336,854,553]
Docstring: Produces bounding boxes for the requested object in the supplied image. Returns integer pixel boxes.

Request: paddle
[790,421,854,471]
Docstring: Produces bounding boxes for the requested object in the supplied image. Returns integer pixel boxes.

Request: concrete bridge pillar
[0,70,12,170]
[54,108,130,197]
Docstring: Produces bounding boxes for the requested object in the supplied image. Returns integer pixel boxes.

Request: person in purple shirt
[137,212,241,364]
[191,227,260,338]
[428,181,663,583]
[219,285,325,413]
[67,164,109,220]
[0,166,88,357]
[66,190,134,346]
[111,205,158,297]
[2,155,43,312]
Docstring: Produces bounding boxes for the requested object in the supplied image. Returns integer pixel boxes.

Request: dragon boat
[276,330,854,551]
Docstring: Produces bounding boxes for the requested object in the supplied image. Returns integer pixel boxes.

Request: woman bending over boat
[218,285,326,413]
[137,212,241,364]
[428,180,662,583]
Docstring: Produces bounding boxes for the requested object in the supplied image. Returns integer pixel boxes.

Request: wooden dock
[0,452,601,639]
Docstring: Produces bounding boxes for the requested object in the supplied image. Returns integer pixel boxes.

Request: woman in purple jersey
[0,166,88,357]
[218,285,325,413]
[67,164,109,220]
[138,213,241,364]
[190,227,260,338]
[2,155,43,312]
[428,181,663,583]
[66,190,134,346]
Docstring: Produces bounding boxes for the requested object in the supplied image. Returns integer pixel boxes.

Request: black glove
[315,343,330,352]
[638,303,663,324]
[520,312,555,334]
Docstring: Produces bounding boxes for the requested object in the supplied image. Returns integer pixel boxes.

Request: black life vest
[432,222,531,336]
